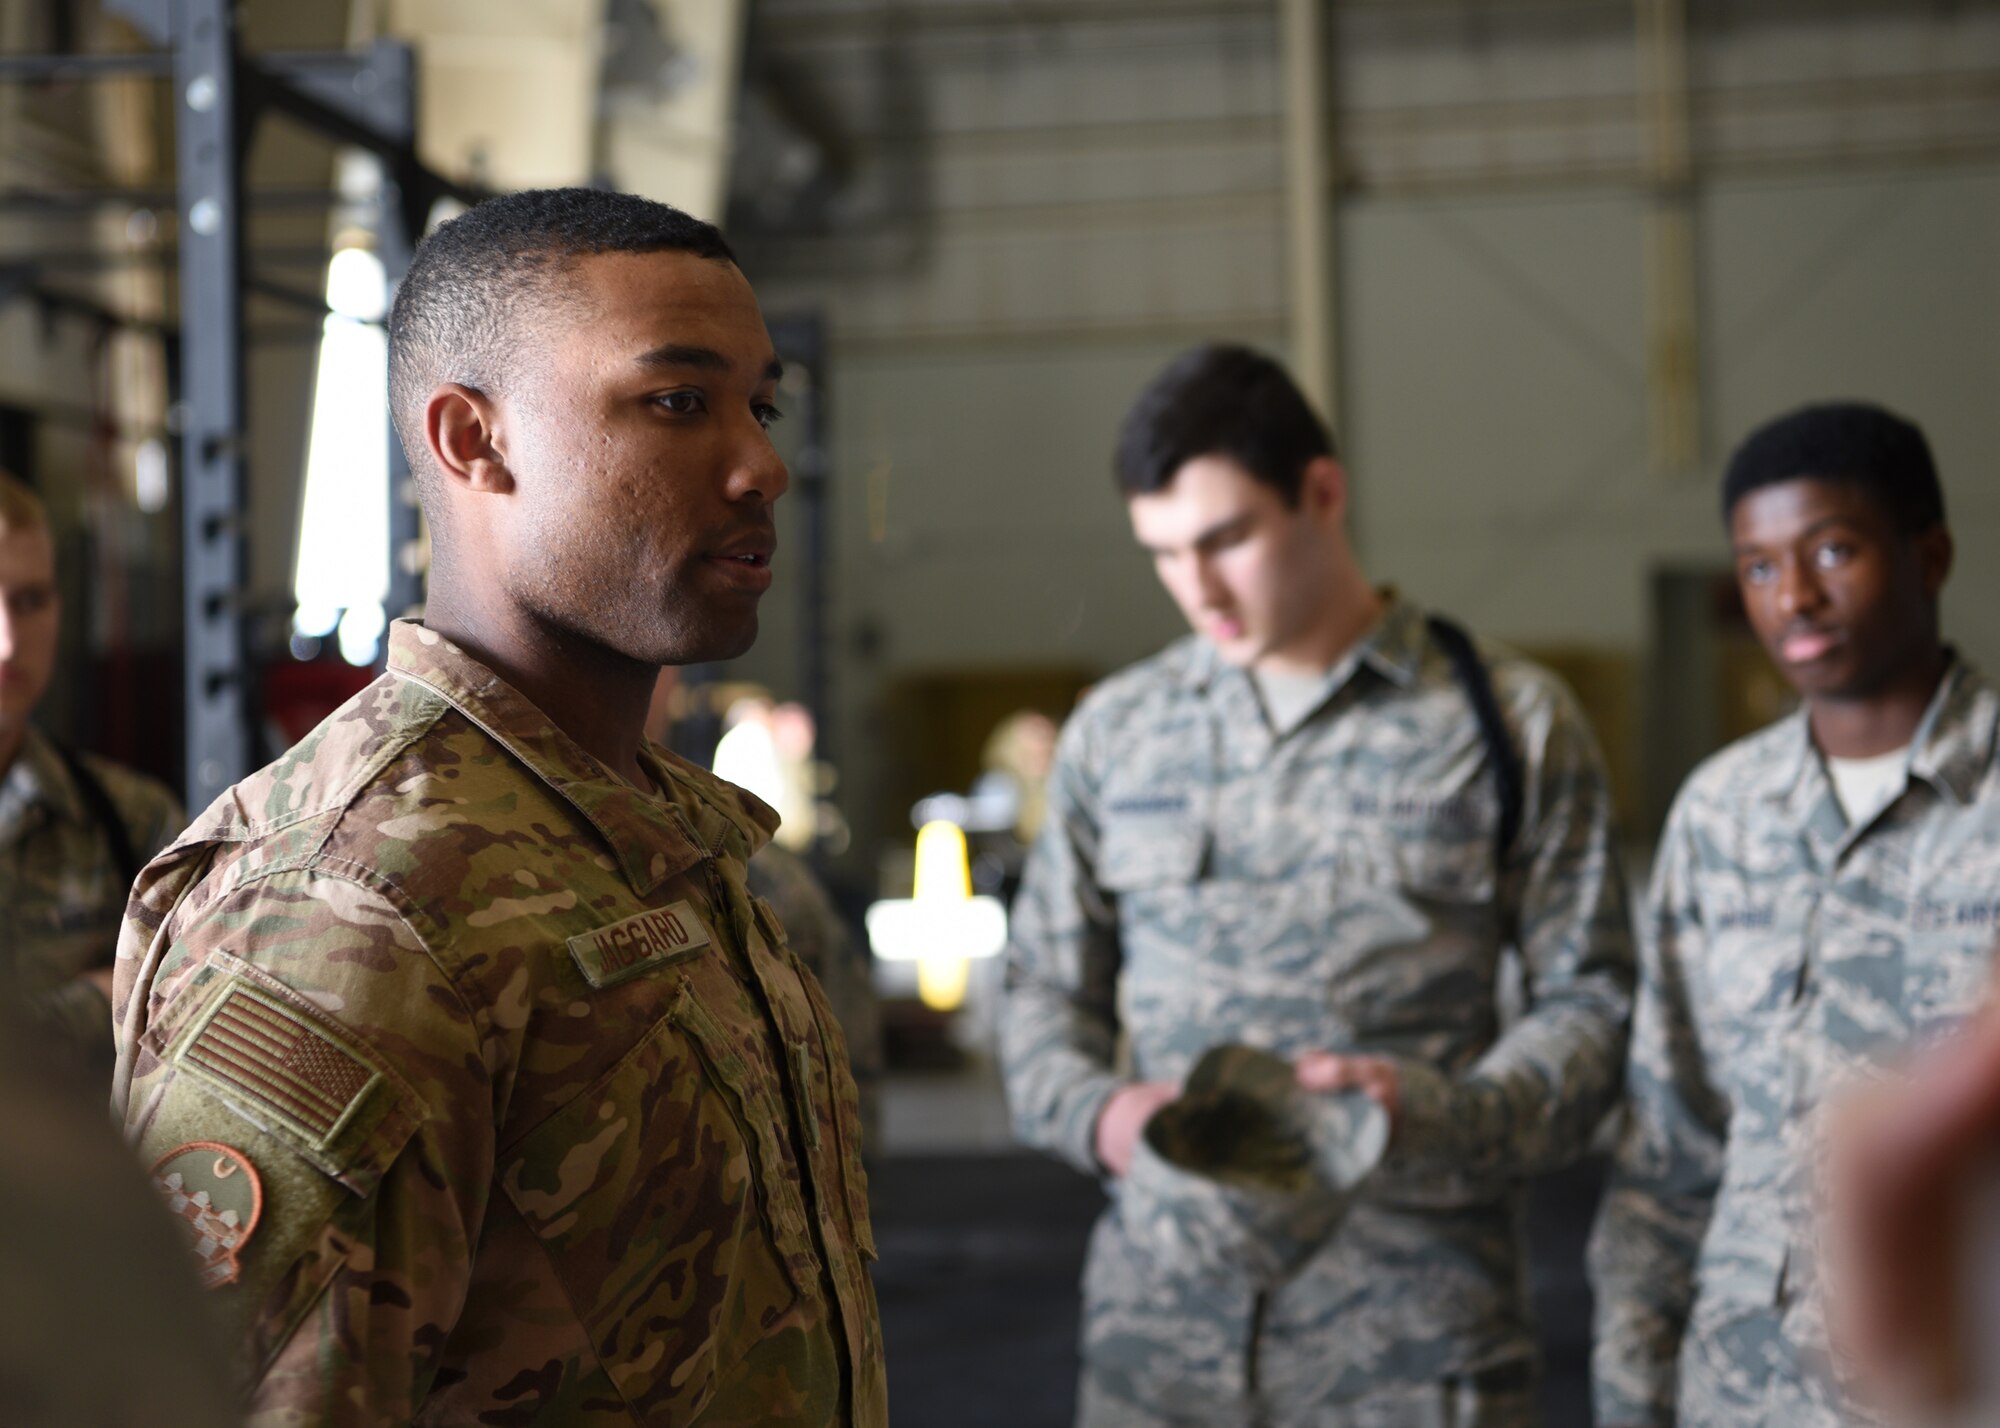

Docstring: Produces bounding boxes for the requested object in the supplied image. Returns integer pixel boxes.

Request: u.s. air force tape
[566,900,712,989]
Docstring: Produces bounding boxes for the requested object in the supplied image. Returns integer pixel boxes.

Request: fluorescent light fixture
[866,820,1007,1012]
[293,245,390,663]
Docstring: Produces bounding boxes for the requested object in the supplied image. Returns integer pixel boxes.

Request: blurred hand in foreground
[1828,992,2000,1415]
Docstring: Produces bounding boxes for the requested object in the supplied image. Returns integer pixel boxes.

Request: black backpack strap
[52,741,142,891]
[1425,616,1524,870]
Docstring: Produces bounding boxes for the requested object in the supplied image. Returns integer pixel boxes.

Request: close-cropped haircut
[386,187,736,489]
[0,470,48,537]
[1721,401,1945,534]
[1114,344,1335,505]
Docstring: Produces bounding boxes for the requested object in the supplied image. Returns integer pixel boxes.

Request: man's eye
[754,403,783,431]
[1741,559,1775,584]
[655,391,705,415]
[1813,542,1853,569]
[9,588,52,616]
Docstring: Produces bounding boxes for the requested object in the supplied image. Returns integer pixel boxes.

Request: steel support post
[1279,0,1341,435]
[169,0,251,810]
[356,44,427,623]
[769,312,832,798]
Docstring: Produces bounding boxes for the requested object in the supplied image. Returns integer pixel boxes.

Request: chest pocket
[1095,816,1205,894]
[497,971,811,1421]
[1346,825,1497,907]
[1907,871,2000,1038]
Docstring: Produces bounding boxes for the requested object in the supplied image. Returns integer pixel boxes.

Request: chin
[671,613,760,666]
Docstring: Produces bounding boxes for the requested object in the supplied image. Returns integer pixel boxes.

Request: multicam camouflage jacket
[1589,658,2000,1428]
[110,621,885,1427]
[748,844,883,1152]
[999,597,1636,1422]
[1,726,182,1071]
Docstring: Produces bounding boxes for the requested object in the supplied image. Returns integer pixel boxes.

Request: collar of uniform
[1907,655,1996,806]
[1177,590,1417,694]
[1764,654,1991,812]
[1759,707,1819,810]
[639,740,781,858]
[385,620,764,895]
[1363,595,1427,688]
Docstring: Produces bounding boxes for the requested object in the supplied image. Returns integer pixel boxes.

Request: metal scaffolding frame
[1,0,482,809]
[5,11,842,824]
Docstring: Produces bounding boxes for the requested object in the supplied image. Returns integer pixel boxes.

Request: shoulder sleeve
[1587,785,1730,1428]
[120,864,490,1426]
[1392,666,1638,1177]
[997,705,1125,1174]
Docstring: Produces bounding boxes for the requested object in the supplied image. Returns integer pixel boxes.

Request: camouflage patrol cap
[1122,1044,1389,1286]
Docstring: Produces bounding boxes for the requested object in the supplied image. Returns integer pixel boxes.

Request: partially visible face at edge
[1729,475,1950,705]
[0,523,59,734]
[483,249,789,667]
[1126,454,1337,670]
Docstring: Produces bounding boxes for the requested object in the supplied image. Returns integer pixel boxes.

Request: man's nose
[0,609,14,661]
[1775,556,1826,617]
[730,432,790,505]
[1192,556,1229,609]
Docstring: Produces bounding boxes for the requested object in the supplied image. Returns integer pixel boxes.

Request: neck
[423,576,658,789]
[1255,568,1386,678]
[0,722,24,780]
[1808,646,1949,760]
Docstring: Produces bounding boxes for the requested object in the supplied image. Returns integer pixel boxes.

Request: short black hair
[1721,401,1945,533]
[1113,343,1334,505]
[387,187,736,496]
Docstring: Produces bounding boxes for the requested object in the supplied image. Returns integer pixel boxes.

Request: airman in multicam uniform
[111,189,884,1426]
[1590,402,2000,1428]
[0,472,182,1073]
[999,345,1635,1428]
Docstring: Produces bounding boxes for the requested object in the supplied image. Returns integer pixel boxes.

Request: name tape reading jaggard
[566,900,713,989]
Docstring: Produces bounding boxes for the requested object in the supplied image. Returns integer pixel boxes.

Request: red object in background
[263,657,375,747]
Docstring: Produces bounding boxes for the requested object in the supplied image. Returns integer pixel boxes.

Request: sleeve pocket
[132,952,426,1381]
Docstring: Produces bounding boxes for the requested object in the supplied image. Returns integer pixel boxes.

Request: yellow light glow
[913,819,974,900]
[916,954,972,1012]
[864,818,1006,1014]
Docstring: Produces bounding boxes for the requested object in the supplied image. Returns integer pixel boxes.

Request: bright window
[294,245,390,665]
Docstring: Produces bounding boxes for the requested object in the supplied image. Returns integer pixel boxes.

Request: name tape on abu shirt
[567,901,712,989]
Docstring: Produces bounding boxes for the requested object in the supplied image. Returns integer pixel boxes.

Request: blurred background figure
[910,707,1060,904]
[1590,404,1998,1428]
[0,473,181,1076]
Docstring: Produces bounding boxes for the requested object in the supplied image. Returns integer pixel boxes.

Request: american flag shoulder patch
[179,982,380,1148]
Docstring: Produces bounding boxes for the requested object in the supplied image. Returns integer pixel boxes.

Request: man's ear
[1299,455,1350,523]
[425,383,513,494]
[1919,524,1954,599]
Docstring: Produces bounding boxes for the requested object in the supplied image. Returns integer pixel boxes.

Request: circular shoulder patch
[149,1141,264,1289]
